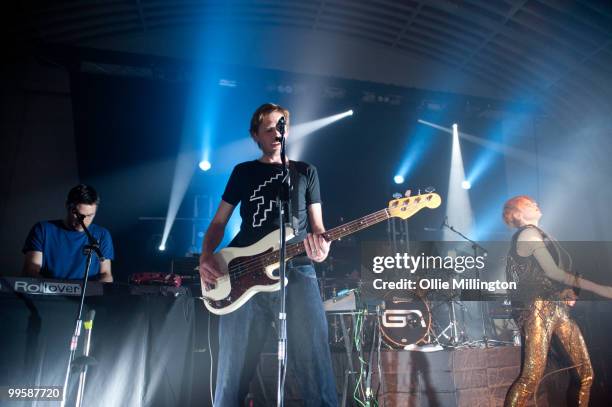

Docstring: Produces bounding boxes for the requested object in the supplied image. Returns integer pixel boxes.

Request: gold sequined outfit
[504,226,593,407]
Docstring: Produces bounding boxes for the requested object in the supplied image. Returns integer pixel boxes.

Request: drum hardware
[434,298,464,346]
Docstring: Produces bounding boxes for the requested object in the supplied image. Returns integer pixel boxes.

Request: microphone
[275,116,286,139]
[73,209,86,222]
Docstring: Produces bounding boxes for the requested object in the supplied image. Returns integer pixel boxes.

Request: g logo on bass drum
[379,292,430,348]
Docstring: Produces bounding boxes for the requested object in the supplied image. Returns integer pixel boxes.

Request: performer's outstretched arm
[518,228,612,298]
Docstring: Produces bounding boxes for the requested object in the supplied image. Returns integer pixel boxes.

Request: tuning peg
[404,189,412,197]
[425,186,435,193]
[392,193,402,199]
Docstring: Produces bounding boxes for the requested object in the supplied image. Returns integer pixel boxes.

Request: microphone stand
[441,219,489,346]
[60,215,104,407]
[442,219,488,256]
[73,310,97,407]
[275,117,291,407]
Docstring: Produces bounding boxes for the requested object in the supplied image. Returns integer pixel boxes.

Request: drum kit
[318,209,514,351]
[320,260,501,350]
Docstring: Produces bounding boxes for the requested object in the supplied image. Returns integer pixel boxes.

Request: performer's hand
[199,253,223,286]
[560,288,577,307]
[304,233,330,263]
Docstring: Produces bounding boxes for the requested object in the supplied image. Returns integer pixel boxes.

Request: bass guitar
[201,192,441,315]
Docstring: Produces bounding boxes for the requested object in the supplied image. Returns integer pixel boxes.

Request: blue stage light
[394,175,405,184]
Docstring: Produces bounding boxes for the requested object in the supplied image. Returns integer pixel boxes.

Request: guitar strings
[226,209,391,279]
[227,211,389,280]
[226,197,431,278]
[223,196,433,279]
[228,209,389,276]
[231,213,384,270]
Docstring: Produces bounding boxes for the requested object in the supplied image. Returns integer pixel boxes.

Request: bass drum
[379,291,431,348]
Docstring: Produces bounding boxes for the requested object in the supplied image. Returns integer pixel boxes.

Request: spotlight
[158,244,166,251]
[461,180,471,190]
[452,123,459,138]
[288,109,356,160]
[394,175,405,184]
[199,160,211,171]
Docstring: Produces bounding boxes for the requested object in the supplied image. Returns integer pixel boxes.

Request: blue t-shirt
[22,220,114,280]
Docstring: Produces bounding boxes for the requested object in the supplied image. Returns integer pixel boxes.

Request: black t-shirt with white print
[222,160,321,248]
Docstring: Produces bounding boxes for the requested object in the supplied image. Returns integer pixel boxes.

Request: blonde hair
[502,195,535,228]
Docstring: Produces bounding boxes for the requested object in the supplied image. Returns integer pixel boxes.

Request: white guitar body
[201,227,293,315]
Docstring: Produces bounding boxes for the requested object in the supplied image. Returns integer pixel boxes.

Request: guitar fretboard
[262,208,391,265]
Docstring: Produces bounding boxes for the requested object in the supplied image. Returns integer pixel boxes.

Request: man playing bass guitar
[199,103,338,406]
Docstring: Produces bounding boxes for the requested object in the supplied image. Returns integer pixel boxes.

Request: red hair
[502,195,535,228]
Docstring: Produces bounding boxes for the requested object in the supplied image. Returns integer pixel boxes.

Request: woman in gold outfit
[502,195,612,407]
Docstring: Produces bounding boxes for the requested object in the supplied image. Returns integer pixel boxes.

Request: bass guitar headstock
[387,192,442,220]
